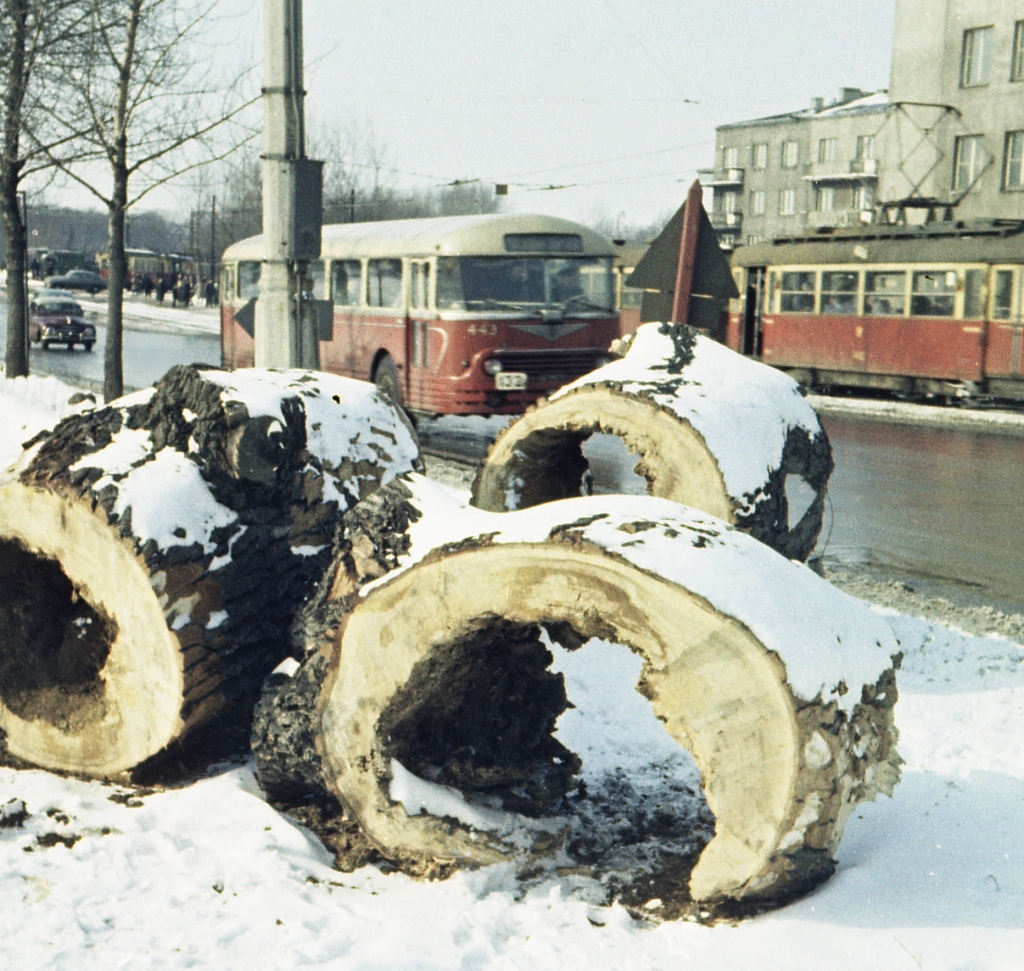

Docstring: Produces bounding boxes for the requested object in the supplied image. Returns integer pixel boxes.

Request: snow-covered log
[254,475,901,908]
[472,323,833,561]
[0,365,420,779]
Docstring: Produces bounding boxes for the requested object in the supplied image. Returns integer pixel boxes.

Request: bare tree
[43,0,256,399]
[2,0,92,378]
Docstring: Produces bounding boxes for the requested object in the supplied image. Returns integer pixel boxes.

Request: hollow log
[254,475,901,909]
[0,365,420,779]
[471,323,833,561]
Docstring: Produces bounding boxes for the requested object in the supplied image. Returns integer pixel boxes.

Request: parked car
[45,269,107,295]
[29,298,96,350]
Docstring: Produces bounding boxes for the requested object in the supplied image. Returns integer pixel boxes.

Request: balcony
[703,167,745,187]
[804,159,879,183]
[710,210,743,231]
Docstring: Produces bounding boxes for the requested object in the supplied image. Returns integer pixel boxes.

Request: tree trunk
[0,365,420,779]
[254,474,901,914]
[472,323,834,561]
[104,184,127,402]
[2,0,30,379]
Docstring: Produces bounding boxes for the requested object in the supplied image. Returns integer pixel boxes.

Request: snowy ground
[1,376,1023,970]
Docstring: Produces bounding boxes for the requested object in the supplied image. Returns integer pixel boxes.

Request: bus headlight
[484,358,504,375]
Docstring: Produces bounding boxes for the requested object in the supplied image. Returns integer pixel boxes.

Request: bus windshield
[436,256,613,312]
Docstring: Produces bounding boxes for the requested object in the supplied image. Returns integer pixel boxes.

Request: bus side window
[367,258,402,308]
[308,261,326,299]
[436,257,464,309]
[993,270,1014,320]
[220,266,234,302]
[332,260,362,306]
[410,261,430,310]
[238,261,261,301]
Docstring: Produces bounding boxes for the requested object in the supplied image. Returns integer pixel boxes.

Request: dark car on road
[29,298,96,350]
[45,268,107,295]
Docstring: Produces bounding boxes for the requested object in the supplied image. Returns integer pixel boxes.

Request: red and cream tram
[727,220,1024,400]
[220,214,620,415]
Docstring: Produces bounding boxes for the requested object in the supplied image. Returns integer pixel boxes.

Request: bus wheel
[373,355,402,406]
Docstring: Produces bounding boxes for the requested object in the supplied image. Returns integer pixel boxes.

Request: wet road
[0,305,221,391]
[819,415,1024,611]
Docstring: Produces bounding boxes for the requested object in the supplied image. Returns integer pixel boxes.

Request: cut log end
[0,486,183,777]
[471,385,832,561]
[254,488,898,914]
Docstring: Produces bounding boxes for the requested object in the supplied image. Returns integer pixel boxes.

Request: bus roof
[732,219,1024,267]
[222,213,616,262]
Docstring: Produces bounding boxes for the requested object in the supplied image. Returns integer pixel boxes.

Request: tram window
[307,261,326,300]
[332,260,362,306]
[864,272,906,315]
[911,271,955,317]
[963,269,984,318]
[367,259,403,308]
[820,272,858,314]
[779,271,815,312]
[238,261,261,301]
[993,270,1014,319]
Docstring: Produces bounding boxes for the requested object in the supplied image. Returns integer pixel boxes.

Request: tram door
[743,267,766,356]
[989,266,1023,378]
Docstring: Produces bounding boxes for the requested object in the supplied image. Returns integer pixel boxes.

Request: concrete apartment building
[703,0,1024,247]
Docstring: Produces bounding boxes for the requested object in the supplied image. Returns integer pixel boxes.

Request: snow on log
[254,474,901,909]
[0,365,420,779]
[472,323,833,561]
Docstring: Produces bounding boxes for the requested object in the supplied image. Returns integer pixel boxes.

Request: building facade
[705,1,1024,247]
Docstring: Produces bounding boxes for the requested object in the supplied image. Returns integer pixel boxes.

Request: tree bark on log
[254,474,901,912]
[472,323,833,561]
[0,365,420,779]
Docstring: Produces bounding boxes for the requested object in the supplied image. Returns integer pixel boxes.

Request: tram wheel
[373,355,402,406]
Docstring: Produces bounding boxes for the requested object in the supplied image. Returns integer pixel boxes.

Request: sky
[271,0,898,228]
[44,0,899,232]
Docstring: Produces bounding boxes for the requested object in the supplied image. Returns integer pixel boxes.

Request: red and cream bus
[220,213,620,415]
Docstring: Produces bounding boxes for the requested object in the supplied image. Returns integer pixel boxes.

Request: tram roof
[222,213,616,262]
[731,220,1024,267]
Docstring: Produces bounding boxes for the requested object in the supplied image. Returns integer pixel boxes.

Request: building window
[1013,22,1024,81]
[853,184,874,210]
[722,191,738,214]
[751,190,767,215]
[1005,131,1024,189]
[961,26,994,87]
[723,145,739,169]
[816,186,835,211]
[779,188,796,215]
[953,135,987,191]
[855,135,874,160]
[720,234,736,248]
[752,143,768,169]
[817,138,837,163]
[782,141,799,168]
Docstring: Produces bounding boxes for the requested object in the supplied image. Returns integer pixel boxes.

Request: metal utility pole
[256,0,323,368]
